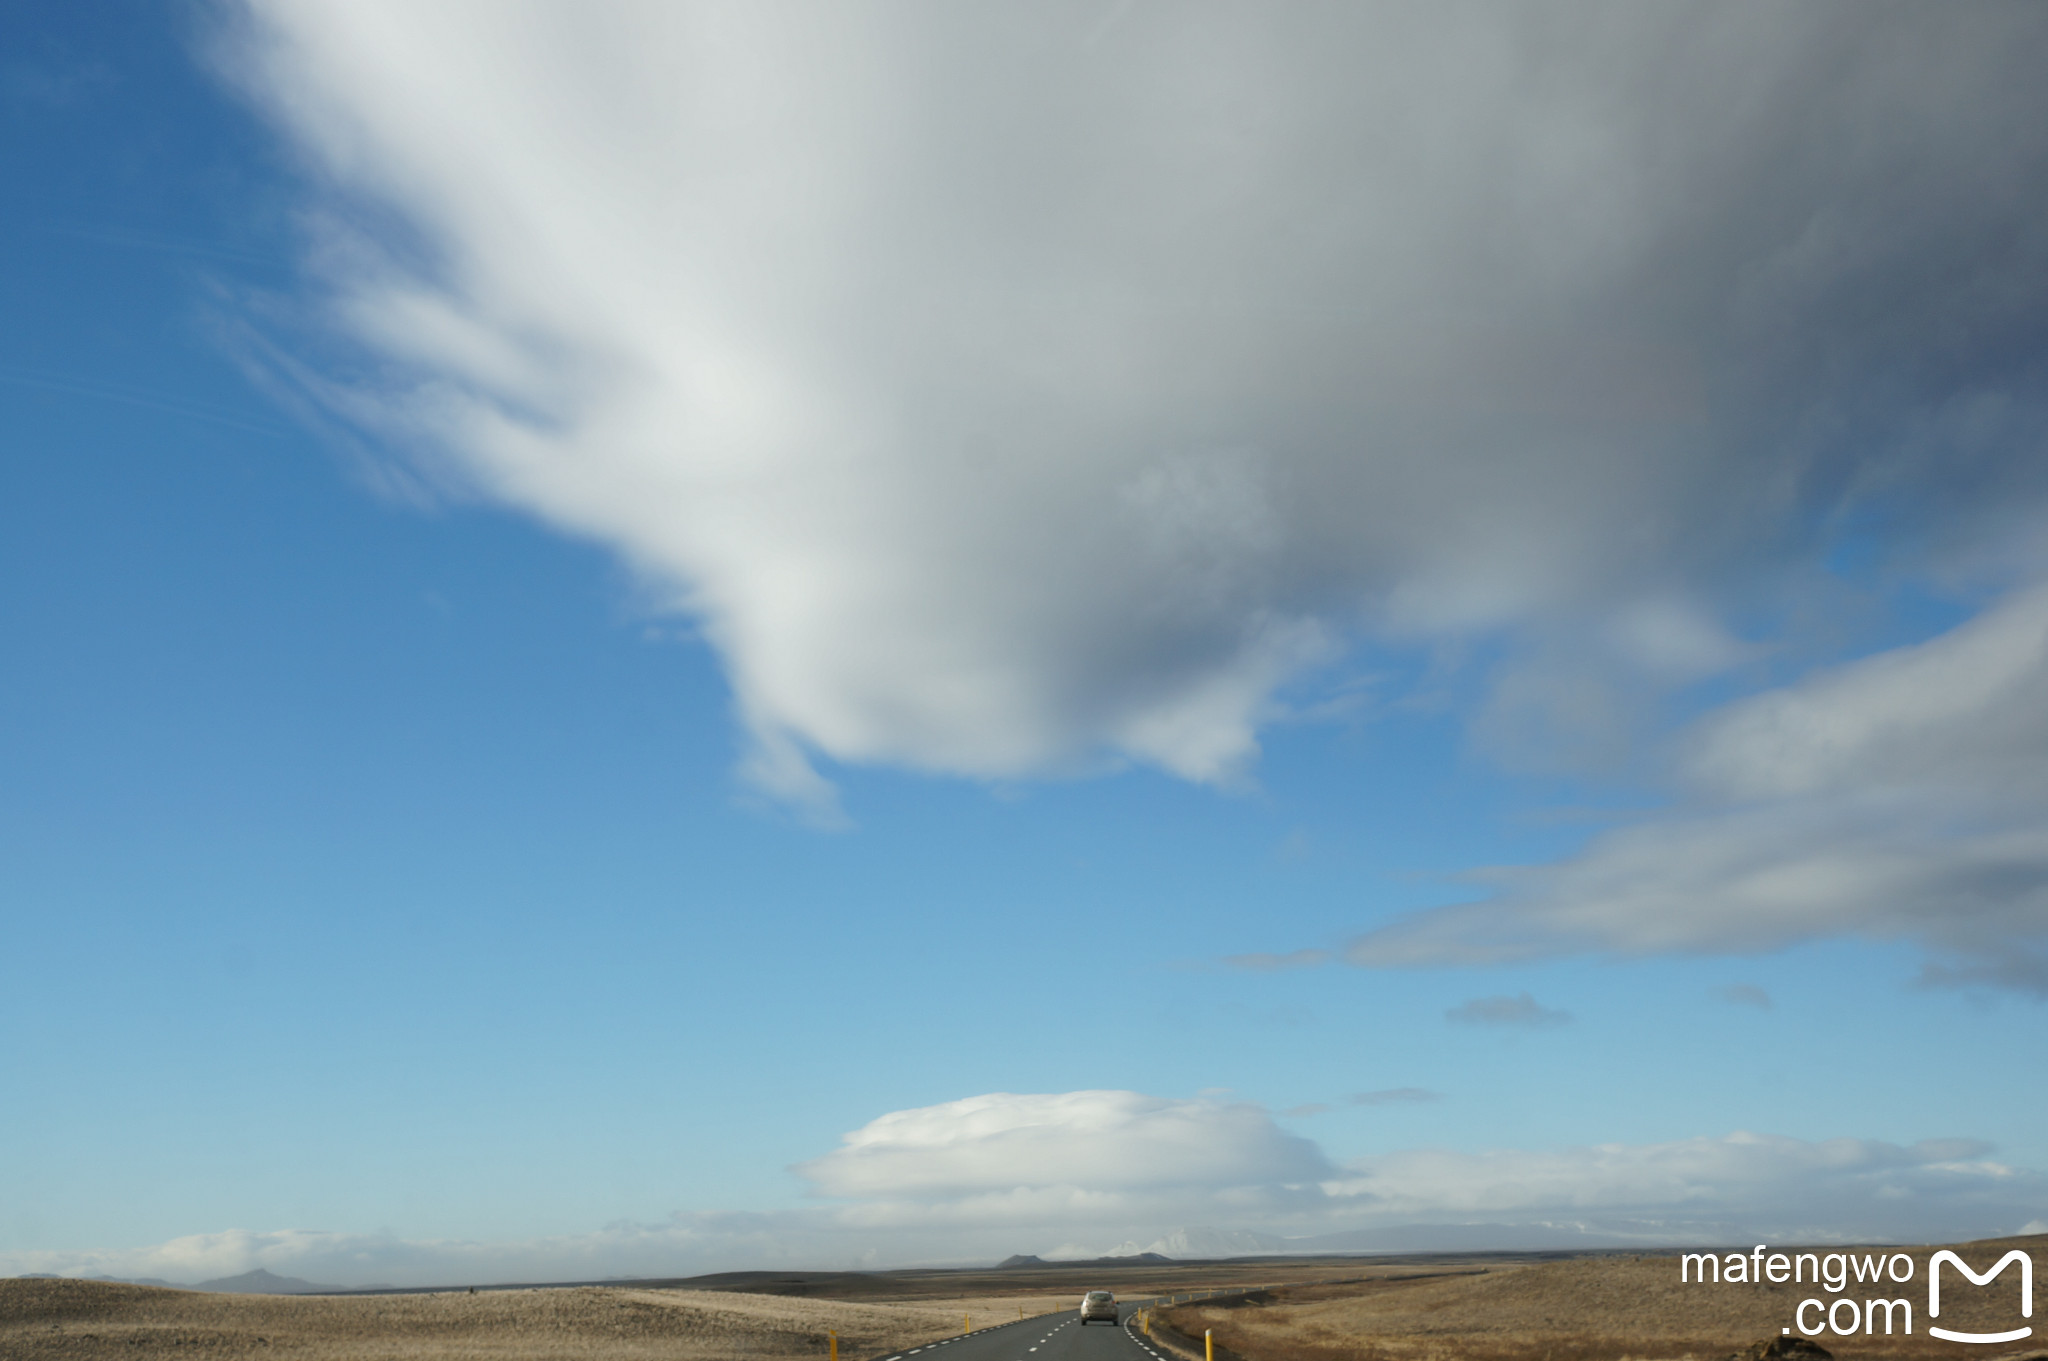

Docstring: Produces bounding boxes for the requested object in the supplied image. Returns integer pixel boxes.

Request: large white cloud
[8,1094,2041,1285]
[796,1090,1333,1201]
[217,1,2048,827]
[1348,584,2048,987]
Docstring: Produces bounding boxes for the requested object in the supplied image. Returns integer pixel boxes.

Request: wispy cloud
[1446,993,1571,1028]
[1349,585,2048,990]
[1715,984,1773,1010]
[1223,949,1329,972]
[1350,1088,1442,1106]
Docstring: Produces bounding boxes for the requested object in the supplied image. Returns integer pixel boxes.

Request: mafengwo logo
[1930,1250,2035,1344]
[1681,1245,2034,1343]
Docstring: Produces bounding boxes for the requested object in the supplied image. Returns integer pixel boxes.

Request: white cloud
[794,1090,1333,1201]
[1348,586,2048,988]
[214,3,2048,978]
[216,1,2048,823]
[1684,583,2048,804]
[1323,1132,2044,1244]
[8,1098,2040,1285]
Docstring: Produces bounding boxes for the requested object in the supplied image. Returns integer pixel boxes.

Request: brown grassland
[8,1237,2043,1361]
[1151,1236,2048,1361]
[0,1280,1065,1361]
[0,1255,1379,1360]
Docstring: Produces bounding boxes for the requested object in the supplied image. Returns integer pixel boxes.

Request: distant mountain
[1123,1228,1290,1259]
[997,1255,1046,1268]
[191,1268,331,1295]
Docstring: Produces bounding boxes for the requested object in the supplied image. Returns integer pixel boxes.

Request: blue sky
[5,2,2048,1287]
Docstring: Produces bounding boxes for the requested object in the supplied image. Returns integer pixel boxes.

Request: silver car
[1078,1290,1118,1325]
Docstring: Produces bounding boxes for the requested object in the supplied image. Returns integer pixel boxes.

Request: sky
[4,0,2048,1288]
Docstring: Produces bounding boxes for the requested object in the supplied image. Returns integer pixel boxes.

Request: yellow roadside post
[1205,1329,1214,1361]
[829,1331,838,1361]
[964,1314,971,1334]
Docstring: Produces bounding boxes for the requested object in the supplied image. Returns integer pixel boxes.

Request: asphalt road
[872,1307,1178,1361]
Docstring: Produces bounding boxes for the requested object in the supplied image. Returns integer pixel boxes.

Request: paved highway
[871,1305,1179,1361]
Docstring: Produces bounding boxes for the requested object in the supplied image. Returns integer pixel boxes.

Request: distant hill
[192,1268,331,1295]
[997,1255,1045,1268]
[1119,1228,1289,1258]
[1020,1252,1174,1268]
[632,1270,921,1299]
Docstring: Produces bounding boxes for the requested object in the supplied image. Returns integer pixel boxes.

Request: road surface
[872,1307,1180,1361]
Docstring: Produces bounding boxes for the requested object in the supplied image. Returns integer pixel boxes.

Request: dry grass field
[1154,1236,2048,1361]
[0,1279,1066,1361]
[0,1256,1396,1360]
[13,1238,2042,1361]
[760,1260,1390,1304]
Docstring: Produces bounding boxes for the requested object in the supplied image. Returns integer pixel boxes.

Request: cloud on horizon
[215,1,2048,975]
[1324,1131,2044,1247]
[6,1092,2040,1286]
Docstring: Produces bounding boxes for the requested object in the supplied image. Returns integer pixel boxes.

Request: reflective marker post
[829,1331,838,1361]
[1205,1329,1214,1361]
